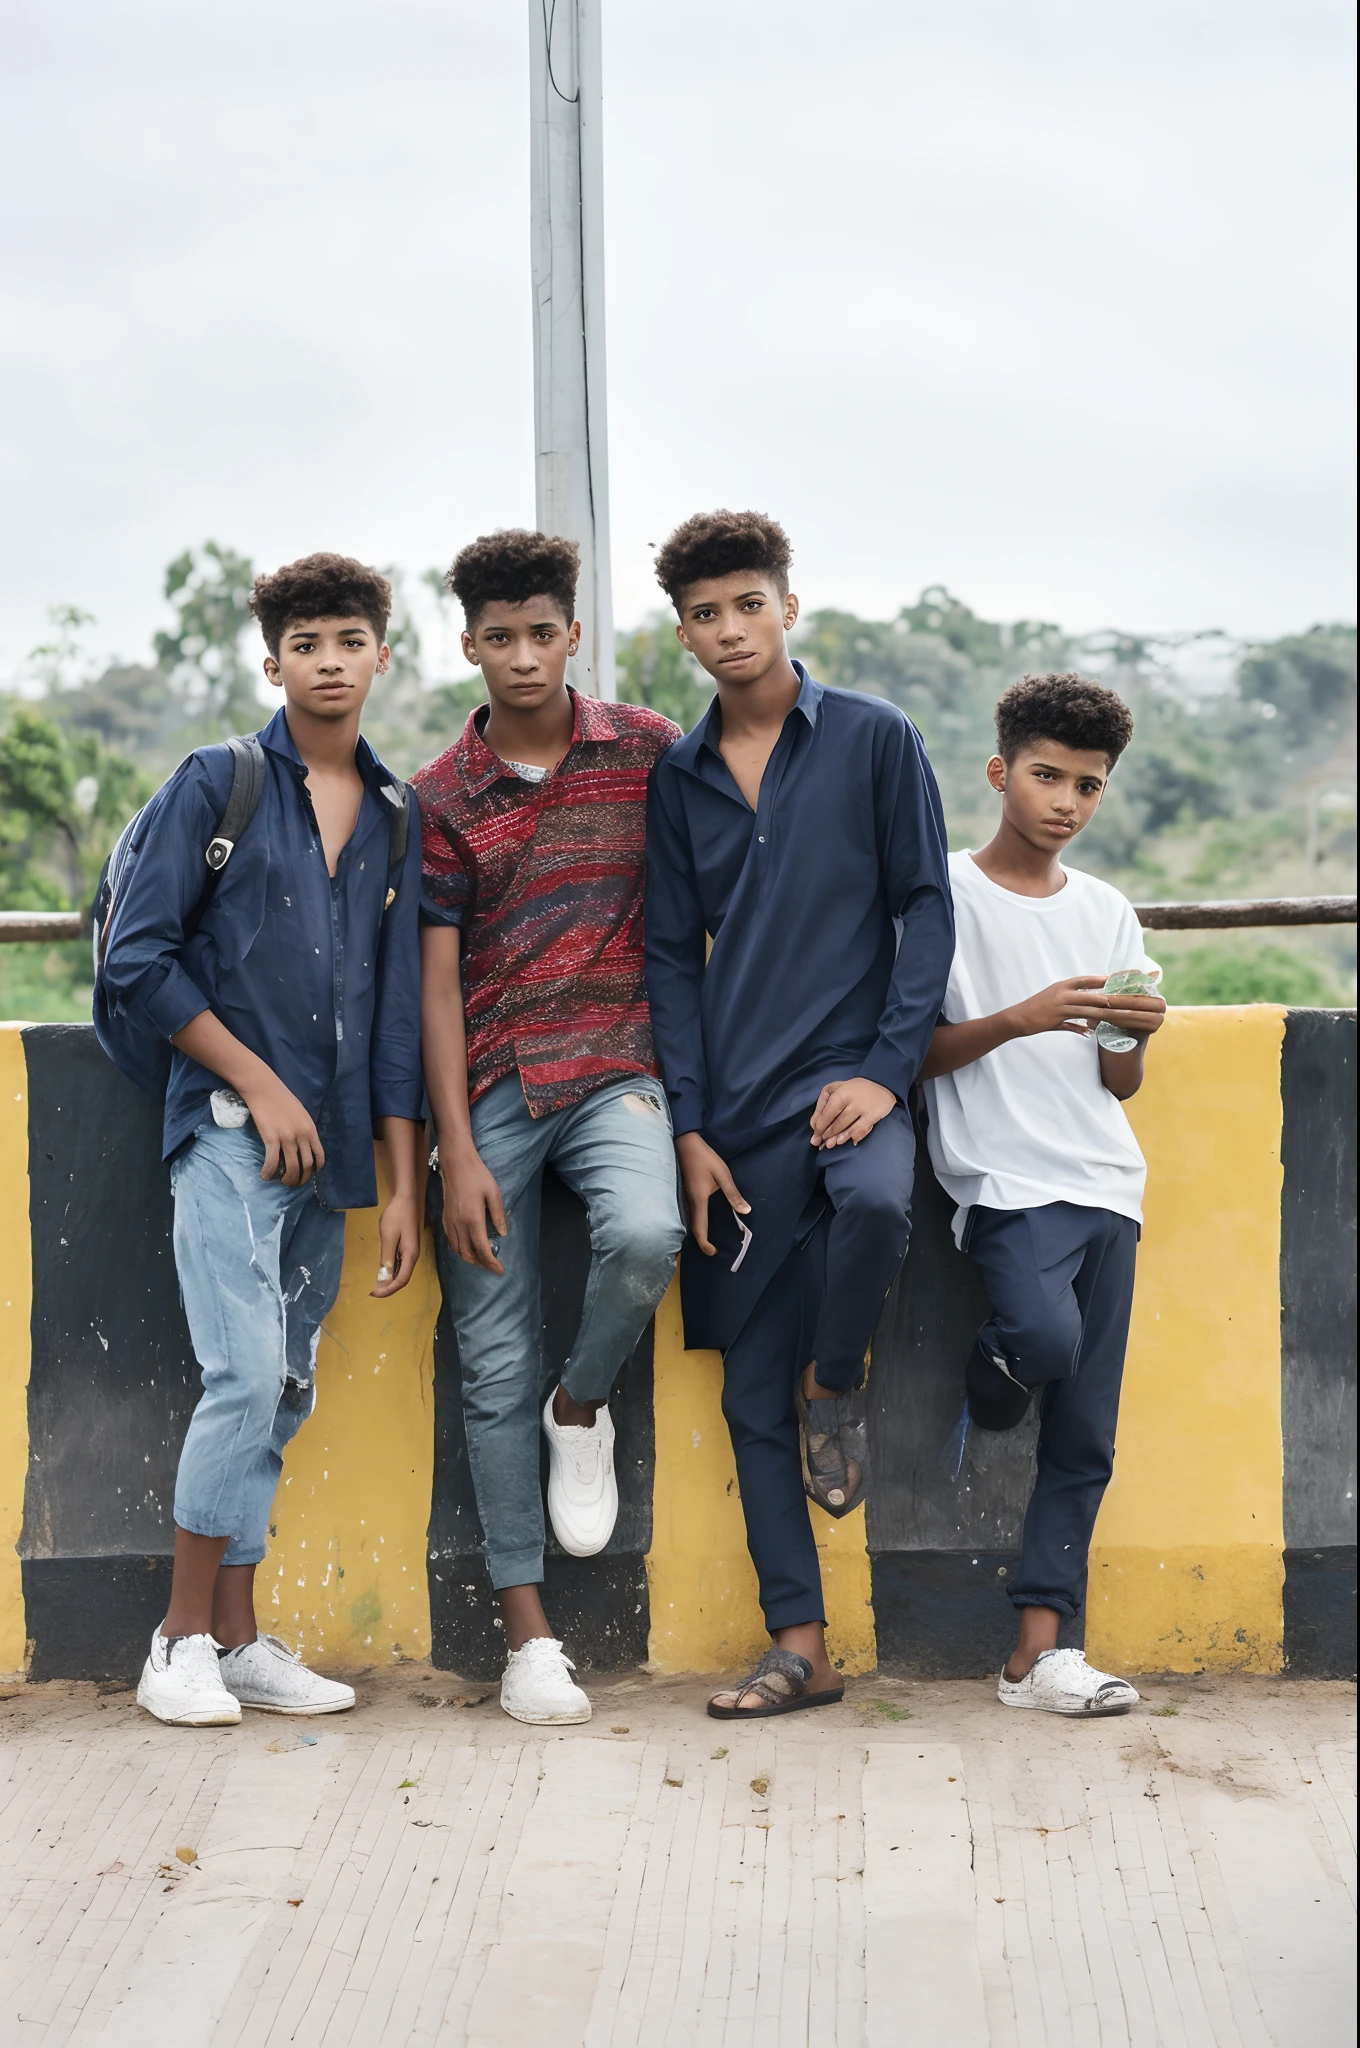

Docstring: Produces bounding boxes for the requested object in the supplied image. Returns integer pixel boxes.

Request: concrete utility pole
[529,0,614,699]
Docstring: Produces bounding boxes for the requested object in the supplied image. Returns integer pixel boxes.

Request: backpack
[92,734,412,1096]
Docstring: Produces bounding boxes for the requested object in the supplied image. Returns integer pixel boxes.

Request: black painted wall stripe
[1280,1009,1357,1675]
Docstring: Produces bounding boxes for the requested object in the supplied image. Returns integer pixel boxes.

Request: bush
[0,940,92,1023]
[1161,943,1346,1007]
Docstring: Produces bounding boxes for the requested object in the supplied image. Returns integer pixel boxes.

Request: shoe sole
[997,1691,1137,1717]
[499,1701,593,1726]
[229,1696,356,1715]
[136,1687,241,1727]
[796,1422,867,1518]
[547,1509,618,1559]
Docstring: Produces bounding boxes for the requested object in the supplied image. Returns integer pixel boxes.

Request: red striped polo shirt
[413,689,681,1118]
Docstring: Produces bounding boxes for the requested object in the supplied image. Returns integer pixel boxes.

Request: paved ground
[0,1667,1352,2047]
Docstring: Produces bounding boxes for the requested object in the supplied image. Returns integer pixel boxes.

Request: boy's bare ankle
[771,1622,838,1687]
[552,1384,599,1429]
[499,1584,556,1653]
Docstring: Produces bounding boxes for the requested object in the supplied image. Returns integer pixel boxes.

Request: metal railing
[0,912,84,942]
[1132,895,1357,930]
[0,897,1356,947]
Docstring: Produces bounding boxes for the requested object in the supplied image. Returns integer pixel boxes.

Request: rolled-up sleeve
[645,763,711,1139]
[370,788,427,1121]
[417,792,472,928]
[860,717,955,1102]
[101,757,223,1045]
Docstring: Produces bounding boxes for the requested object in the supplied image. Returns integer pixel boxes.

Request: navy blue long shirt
[101,707,424,1209]
[645,666,954,1152]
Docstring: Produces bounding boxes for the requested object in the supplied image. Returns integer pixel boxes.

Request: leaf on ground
[611,1725,630,1734]
[710,1747,728,1759]
[397,1778,419,1789]
[857,1699,912,1722]
[287,1897,303,1907]
[749,1775,770,1798]
[175,1846,197,1864]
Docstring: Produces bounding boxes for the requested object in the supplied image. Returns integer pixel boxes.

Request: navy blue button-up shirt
[101,707,424,1209]
[645,666,953,1150]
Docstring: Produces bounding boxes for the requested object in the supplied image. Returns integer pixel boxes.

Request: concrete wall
[0,1010,1354,1683]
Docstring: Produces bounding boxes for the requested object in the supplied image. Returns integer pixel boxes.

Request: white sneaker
[218,1633,356,1714]
[500,1637,592,1725]
[137,1629,242,1727]
[542,1390,618,1557]
[998,1647,1140,1716]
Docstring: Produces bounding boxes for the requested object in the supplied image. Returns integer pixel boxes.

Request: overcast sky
[1,0,1354,681]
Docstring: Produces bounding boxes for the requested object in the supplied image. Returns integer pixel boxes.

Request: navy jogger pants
[963,1201,1138,1621]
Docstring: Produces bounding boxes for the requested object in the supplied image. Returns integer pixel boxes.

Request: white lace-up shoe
[998,1647,1140,1716]
[500,1636,593,1725]
[137,1629,242,1726]
[218,1634,356,1715]
[542,1390,618,1557]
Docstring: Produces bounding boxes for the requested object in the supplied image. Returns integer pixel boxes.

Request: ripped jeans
[434,1073,685,1588]
[170,1122,347,1566]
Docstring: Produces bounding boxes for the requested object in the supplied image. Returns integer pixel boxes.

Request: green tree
[0,708,146,912]
[26,603,99,695]
[1160,943,1344,1007]
[1236,626,1357,751]
[154,541,259,732]
[616,617,713,730]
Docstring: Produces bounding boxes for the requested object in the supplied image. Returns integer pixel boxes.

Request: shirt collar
[256,705,401,797]
[452,686,620,797]
[670,660,823,775]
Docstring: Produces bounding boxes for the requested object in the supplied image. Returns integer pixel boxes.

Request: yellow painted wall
[0,1027,33,1677]
[261,1145,440,1669]
[0,1008,1301,1682]
[645,1282,877,1677]
[1087,1006,1287,1673]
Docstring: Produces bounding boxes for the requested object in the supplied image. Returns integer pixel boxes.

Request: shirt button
[758,835,766,844]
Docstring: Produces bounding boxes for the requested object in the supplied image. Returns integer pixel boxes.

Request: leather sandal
[707,1647,846,1720]
[796,1381,870,1516]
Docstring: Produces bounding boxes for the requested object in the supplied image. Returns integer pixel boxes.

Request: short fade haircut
[250,553,392,657]
[447,529,579,630]
[995,672,1134,770]
[654,509,792,611]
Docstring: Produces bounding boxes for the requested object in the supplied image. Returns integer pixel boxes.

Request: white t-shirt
[924,851,1158,1242]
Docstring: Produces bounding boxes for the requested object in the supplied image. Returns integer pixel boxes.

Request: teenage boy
[645,509,953,1719]
[102,553,425,1727]
[920,672,1166,1715]
[415,529,685,1727]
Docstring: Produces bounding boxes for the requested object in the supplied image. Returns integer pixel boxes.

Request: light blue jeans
[171,1123,347,1566]
[435,1074,685,1588]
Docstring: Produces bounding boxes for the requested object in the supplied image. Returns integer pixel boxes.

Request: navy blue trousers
[720,1109,915,1631]
[963,1201,1138,1621]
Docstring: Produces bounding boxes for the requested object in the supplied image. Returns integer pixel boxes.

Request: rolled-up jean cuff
[1009,1590,1081,1620]
[173,1513,268,1570]
[487,1547,546,1592]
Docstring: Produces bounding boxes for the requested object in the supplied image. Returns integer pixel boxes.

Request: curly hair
[995,672,1134,768]
[249,553,392,657]
[447,529,579,630]
[653,509,792,610]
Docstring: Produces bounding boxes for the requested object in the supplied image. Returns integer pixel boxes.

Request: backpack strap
[380,779,412,908]
[205,734,267,873]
